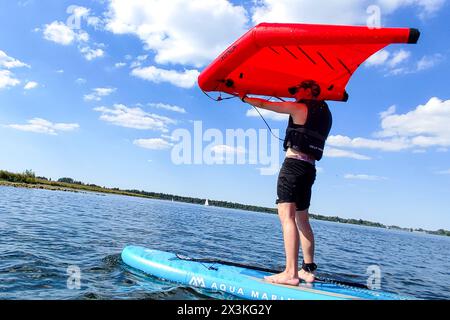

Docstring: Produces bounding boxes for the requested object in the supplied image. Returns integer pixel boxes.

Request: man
[242,80,332,286]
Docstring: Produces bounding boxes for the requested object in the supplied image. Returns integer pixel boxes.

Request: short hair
[299,80,321,98]
[288,80,321,98]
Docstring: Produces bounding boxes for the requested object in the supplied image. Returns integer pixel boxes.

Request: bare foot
[298,269,316,283]
[264,272,300,286]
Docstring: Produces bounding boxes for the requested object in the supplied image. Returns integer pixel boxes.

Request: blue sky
[0,0,449,230]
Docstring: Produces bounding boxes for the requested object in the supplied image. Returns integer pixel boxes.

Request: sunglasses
[288,86,299,95]
[288,84,321,97]
[288,85,306,95]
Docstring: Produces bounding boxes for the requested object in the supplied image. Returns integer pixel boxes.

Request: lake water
[0,186,449,300]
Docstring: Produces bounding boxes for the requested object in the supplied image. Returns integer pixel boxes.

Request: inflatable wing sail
[198,23,420,102]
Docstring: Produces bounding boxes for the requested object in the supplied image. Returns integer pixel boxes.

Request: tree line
[1,169,449,237]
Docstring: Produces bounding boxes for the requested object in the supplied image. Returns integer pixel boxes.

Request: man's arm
[243,97,305,116]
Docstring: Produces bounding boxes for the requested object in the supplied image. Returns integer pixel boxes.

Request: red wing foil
[198,23,420,102]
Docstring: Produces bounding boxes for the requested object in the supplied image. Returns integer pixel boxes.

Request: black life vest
[283,100,332,161]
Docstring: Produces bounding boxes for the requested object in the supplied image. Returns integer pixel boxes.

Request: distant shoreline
[1,169,449,237]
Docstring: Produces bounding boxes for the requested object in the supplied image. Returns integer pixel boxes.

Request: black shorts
[276,158,317,211]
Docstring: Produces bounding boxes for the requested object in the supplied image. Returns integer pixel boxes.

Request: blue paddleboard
[121,245,408,300]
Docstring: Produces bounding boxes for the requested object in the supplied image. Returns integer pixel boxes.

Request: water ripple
[0,186,449,300]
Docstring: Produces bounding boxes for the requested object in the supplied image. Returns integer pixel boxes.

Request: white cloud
[84,87,116,101]
[379,105,396,119]
[392,0,445,15]
[56,69,64,73]
[365,49,416,75]
[43,11,105,61]
[130,55,148,68]
[324,147,371,160]
[148,103,186,114]
[246,108,289,121]
[134,138,173,150]
[387,53,443,75]
[43,21,77,45]
[328,135,411,152]
[367,50,443,75]
[87,16,103,29]
[252,0,368,25]
[436,169,450,175]
[0,50,30,69]
[79,46,105,61]
[344,174,388,181]
[365,50,391,67]
[388,67,408,76]
[416,54,444,71]
[160,134,179,142]
[388,50,411,68]
[70,5,90,19]
[75,78,87,85]
[376,97,450,148]
[252,0,446,24]
[327,97,450,155]
[131,66,199,89]
[0,70,20,89]
[114,62,127,68]
[0,51,29,89]
[24,81,38,90]
[66,5,101,30]
[67,5,103,29]
[8,118,79,135]
[105,0,248,67]
[77,31,90,43]
[94,104,176,132]
[414,0,446,18]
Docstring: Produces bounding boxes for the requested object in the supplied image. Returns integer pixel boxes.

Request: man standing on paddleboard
[241,80,332,286]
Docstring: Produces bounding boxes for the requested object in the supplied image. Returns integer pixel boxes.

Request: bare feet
[264,271,300,286]
[298,269,316,283]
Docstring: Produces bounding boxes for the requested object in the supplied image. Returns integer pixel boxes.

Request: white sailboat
[204,199,209,206]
